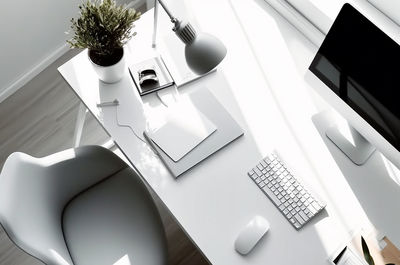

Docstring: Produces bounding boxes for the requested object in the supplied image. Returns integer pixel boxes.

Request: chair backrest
[0,146,126,265]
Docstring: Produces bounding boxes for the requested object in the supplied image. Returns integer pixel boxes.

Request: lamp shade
[174,21,227,75]
[184,33,227,75]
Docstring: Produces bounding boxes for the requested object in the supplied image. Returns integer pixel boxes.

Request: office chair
[0,146,167,265]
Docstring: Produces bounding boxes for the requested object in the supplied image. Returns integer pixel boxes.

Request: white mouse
[234,215,270,255]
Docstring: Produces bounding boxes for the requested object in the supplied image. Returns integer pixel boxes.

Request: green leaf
[66,0,140,55]
[361,236,375,265]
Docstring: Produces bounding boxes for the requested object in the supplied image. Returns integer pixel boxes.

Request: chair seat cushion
[62,168,167,265]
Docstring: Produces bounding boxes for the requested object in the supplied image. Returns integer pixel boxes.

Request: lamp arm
[158,0,178,22]
[152,0,179,48]
[151,0,158,48]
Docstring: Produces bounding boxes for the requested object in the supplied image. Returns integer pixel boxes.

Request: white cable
[97,100,147,143]
[115,105,146,143]
[156,91,169,107]
[156,86,180,107]
[99,87,180,144]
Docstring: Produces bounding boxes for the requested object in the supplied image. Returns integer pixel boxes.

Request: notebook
[144,88,243,178]
[148,99,217,162]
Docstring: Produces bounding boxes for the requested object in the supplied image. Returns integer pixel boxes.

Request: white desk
[58,0,400,263]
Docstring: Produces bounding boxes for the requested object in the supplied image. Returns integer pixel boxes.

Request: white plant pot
[89,49,126,84]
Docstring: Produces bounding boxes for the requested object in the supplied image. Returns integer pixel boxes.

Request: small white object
[96,99,119,108]
[149,99,217,162]
[378,240,387,250]
[234,216,270,255]
[375,230,388,250]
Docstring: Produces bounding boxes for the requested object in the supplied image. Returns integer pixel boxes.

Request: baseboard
[0,43,70,104]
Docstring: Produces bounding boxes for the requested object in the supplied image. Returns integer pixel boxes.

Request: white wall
[285,0,345,34]
[367,0,400,26]
[280,0,400,47]
[0,0,139,103]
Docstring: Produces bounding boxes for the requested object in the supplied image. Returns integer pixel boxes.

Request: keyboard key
[262,186,281,206]
[294,214,305,225]
[312,202,321,211]
[299,211,309,222]
[308,205,318,215]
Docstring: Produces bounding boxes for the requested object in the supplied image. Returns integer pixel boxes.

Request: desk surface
[58,0,400,264]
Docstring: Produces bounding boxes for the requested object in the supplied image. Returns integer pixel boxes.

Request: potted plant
[67,0,140,83]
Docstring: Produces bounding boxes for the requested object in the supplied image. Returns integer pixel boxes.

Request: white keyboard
[248,153,326,230]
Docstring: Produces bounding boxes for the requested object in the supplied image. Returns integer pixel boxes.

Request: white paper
[149,99,217,162]
[336,247,368,265]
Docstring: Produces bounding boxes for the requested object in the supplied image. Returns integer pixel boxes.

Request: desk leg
[73,102,88,147]
[73,102,116,150]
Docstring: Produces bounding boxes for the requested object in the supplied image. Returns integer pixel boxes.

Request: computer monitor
[309,3,400,167]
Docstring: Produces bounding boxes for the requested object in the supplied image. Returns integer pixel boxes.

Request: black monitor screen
[309,4,400,150]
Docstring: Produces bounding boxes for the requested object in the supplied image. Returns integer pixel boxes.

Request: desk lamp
[151,0,227,75]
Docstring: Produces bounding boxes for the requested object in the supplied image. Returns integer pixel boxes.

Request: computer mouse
[234,215,270,255]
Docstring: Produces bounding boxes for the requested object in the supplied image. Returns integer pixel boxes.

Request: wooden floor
[0,45,209,265]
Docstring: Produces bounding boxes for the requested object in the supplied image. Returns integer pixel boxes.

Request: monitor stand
[326,124,376,165]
